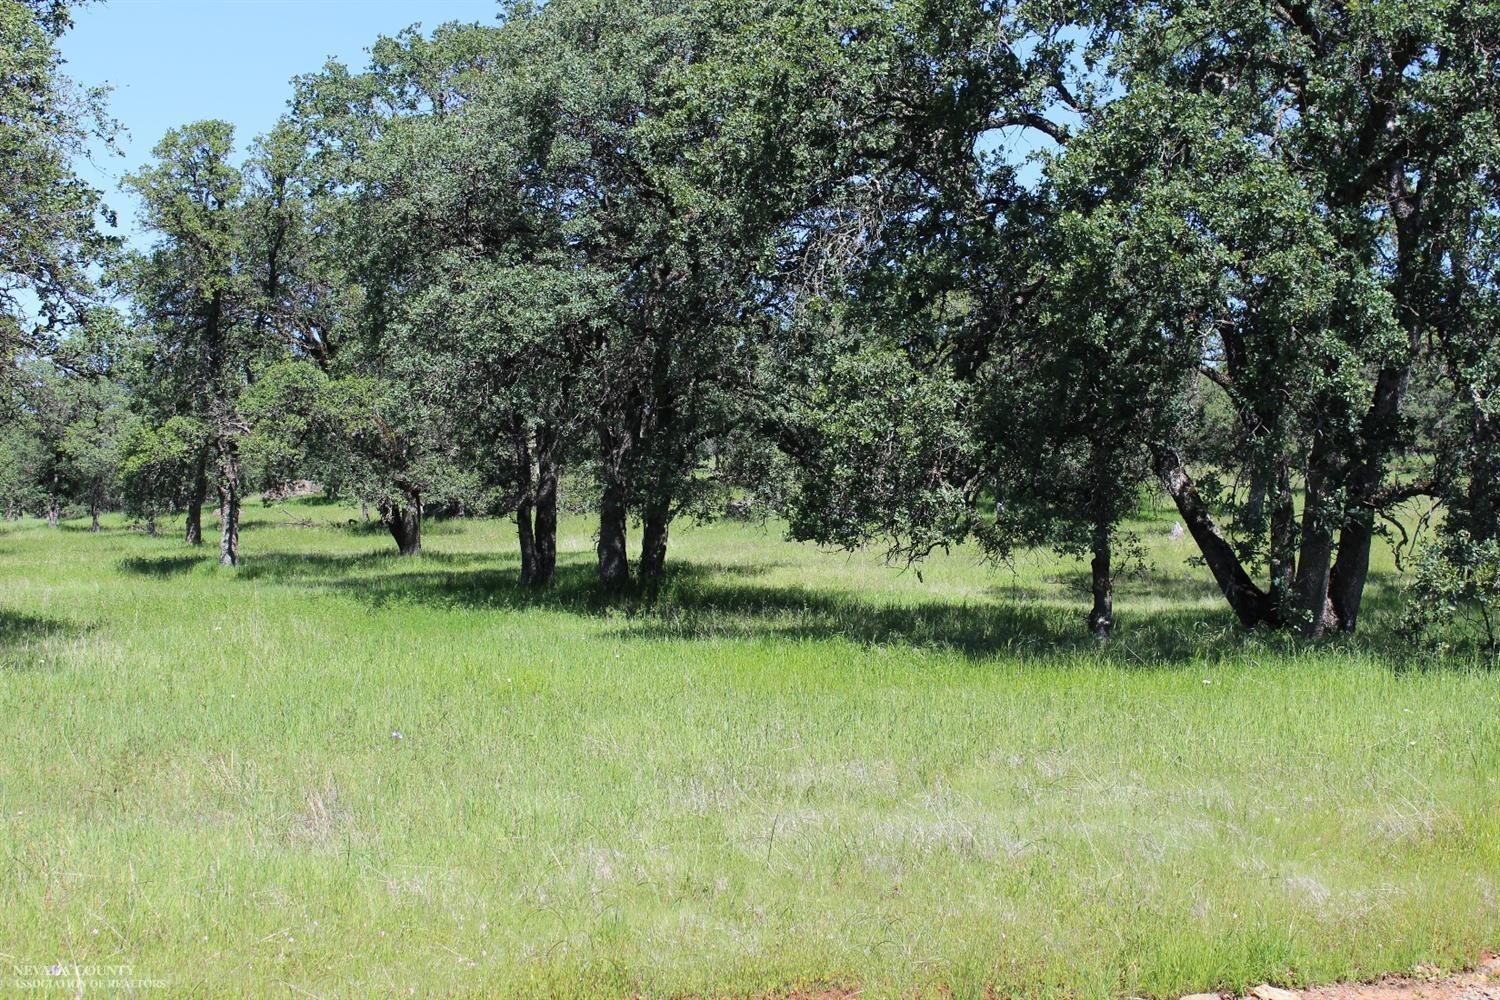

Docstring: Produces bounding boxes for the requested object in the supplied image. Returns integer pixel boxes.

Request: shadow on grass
[994,569,1224,605]
[0,608,85,670]
[188,546,1366,664]
[119,554,207,577]
[113,537,1428,665]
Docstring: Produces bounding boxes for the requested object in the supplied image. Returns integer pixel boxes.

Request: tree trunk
[1328,516,1373,633]
[1154,448,1272,628]
[1087,520,1113,639]
[89,500,100,533]
[381,498,422,557]
[1292,456,1337,637]
[1267,455,1296,622]
[216,440,241,567]
[516,497,537,585]
[513,422,560,588]
[638,500,671,590]
[1245,463,1270,526]
[597,479,630,587]
[1328,363,1415,632]
[186,450,207,545]
[145,513,157,536]
[46,497,59,528]
[532,451,559,588]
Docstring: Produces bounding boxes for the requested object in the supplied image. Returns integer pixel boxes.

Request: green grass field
[1,498,1496,998]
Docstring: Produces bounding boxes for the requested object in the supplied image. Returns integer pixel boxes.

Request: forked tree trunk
[1087,520,1113,640]
[216,441,241,567]
[382,498,422,557]
[597,480,630,587]
[638,500,671,591]
[514,423,561,588]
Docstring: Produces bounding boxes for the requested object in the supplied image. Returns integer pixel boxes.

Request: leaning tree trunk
[216,440,241,567]
[638,499,671,591]
[186,450,208,545]
[1154,448,1273,628]
[597,479,630,587]
[1087,518,1113,640]
[381,497,422,557]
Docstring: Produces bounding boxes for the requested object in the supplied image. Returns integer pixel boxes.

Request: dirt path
[778,957,1500,1000]
[1184,956,1500,1000]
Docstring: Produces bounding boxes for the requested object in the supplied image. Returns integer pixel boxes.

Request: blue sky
[61,0,499,247]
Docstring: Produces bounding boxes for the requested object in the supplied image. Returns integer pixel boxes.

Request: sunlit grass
[0,498,1496,997]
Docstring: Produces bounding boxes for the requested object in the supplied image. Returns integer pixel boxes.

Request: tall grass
[0,499,1496,997]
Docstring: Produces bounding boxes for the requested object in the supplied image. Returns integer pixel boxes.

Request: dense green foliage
[1,4,1498,993]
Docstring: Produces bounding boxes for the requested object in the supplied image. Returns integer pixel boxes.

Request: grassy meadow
[0,496,1497,997]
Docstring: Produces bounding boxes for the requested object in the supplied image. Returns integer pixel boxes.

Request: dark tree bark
[1245,463,1270,526]
[1329,515,1373,632]
[1087,519,1113,640]
[1326,172,1427,631]
[1329,362,1416,631]
[1291,460,1337,637]
[514,421,537,584]
[89,500,100,533]
[380,497,422,557]
[216,439,241,567]
[186,450,207,545]
[597,479,630,587]
[638,499,671,590]
[516,495,537,584]
[1154,448,1273,628]
[514,422,560,588]
[1267,455,1297,620]
[532,450,559,587]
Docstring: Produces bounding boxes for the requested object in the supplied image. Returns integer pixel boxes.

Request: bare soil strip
[1185,956,1500,1000]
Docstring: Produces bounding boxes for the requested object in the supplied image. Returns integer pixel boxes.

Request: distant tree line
[2,0,1497,650]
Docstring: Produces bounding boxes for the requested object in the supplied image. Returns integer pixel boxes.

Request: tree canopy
[2,0,1496,652]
